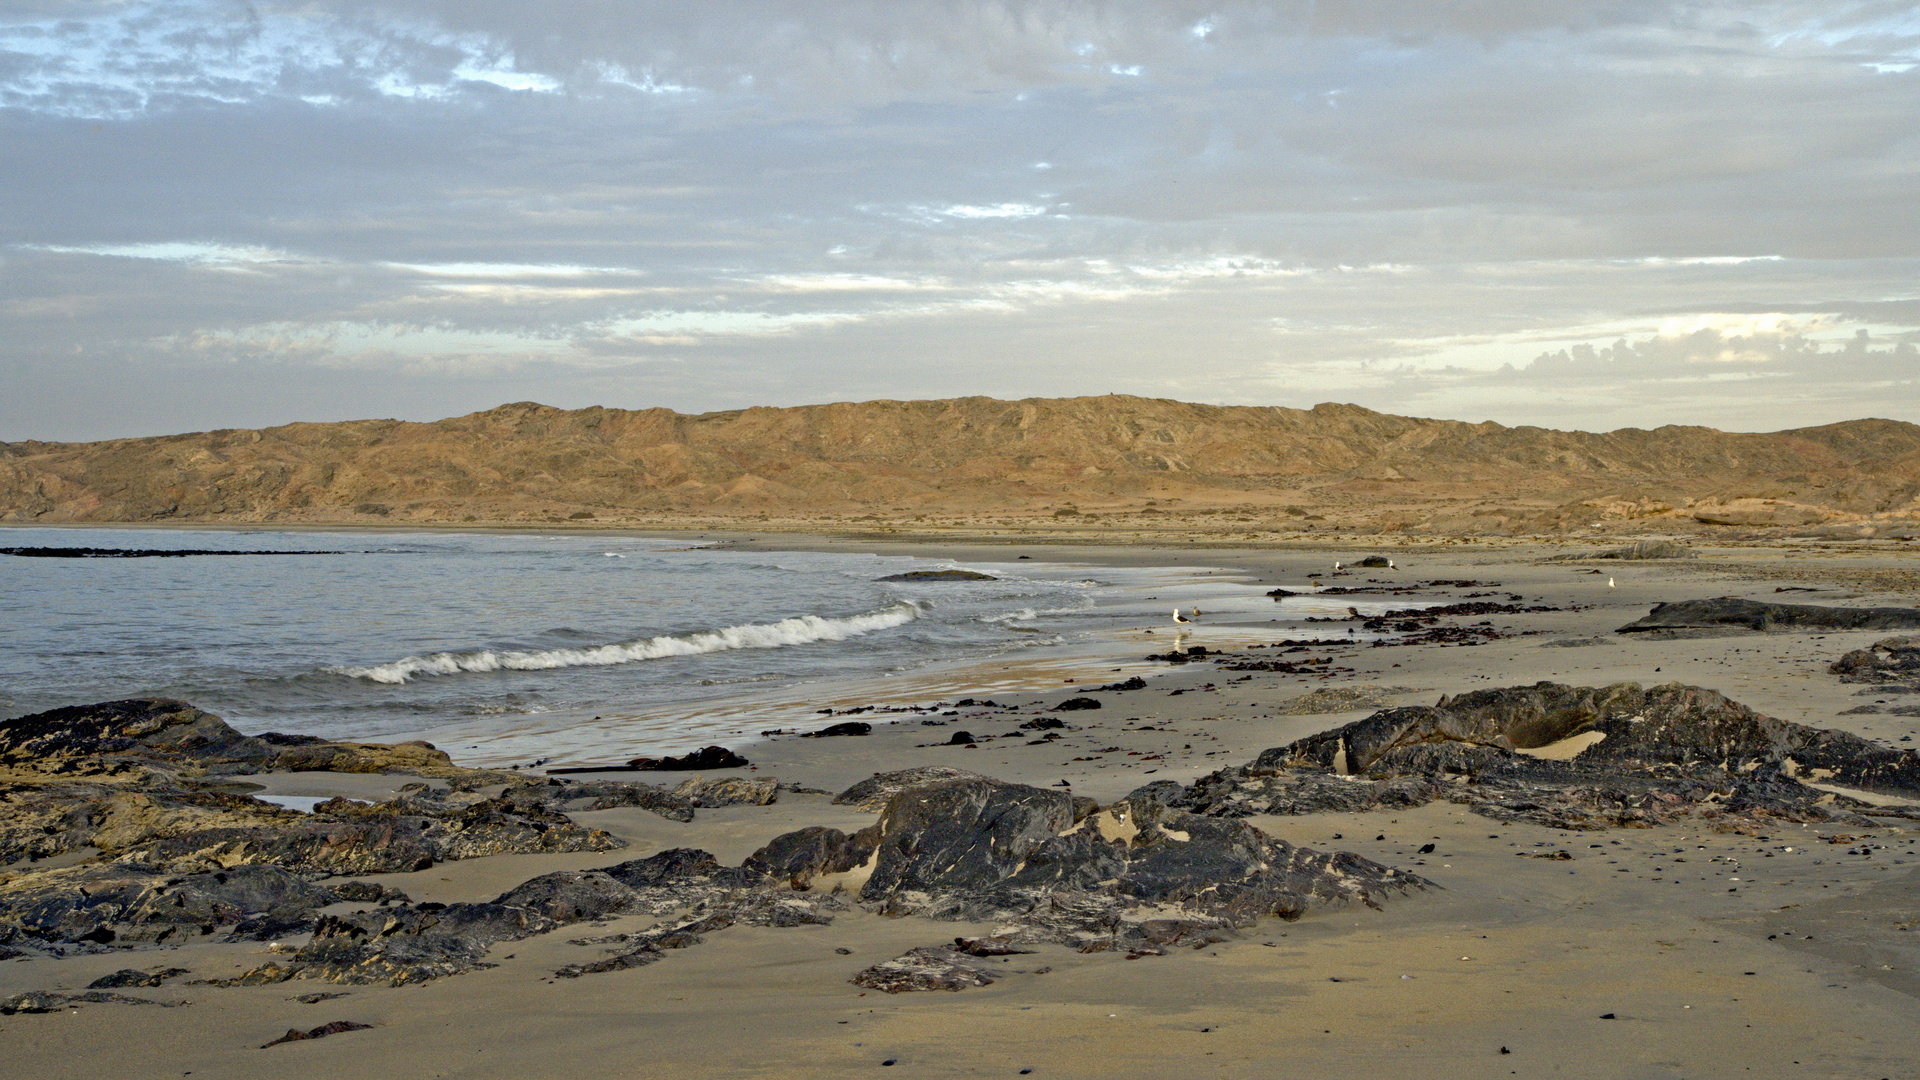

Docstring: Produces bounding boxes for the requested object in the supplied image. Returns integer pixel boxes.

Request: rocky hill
[3,396,1918,536]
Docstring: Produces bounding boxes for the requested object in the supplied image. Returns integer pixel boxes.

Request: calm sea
[0,528,1395,765]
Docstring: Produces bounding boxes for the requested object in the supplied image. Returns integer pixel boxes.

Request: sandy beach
[5,535,1920,1078]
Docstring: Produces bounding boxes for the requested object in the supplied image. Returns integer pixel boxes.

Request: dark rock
[330,881,410,905]
[262,1020,373,1048]
[510,778,697,821]
[877,570,996,582]
[850,946,1004,993]
[627,746,749,771]
[945,731,977,745]
[1020,717,1069,730]
[804,722,873,738]
[1357,556,1393,567]
[86,967,188,989]
[1831,637,1920,684]
[1092,676,1148,692]
[1618,598,1920,636]
[1053,697,1102,711]
[832,767,984,811]
[745,827,874,887]
[1173,680,1920,831]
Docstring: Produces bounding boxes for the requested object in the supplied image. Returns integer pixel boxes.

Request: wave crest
[332,602,924,685]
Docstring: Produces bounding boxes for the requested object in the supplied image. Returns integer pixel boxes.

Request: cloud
[2,2,1918,440]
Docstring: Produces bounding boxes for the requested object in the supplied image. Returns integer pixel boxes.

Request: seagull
[1333,561,1343,572]
[1172,608,1192,624]
[1608,577,1616,588]
[1388,559,1397,570]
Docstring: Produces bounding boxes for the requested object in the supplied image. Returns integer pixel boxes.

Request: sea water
[0,528,1413,766]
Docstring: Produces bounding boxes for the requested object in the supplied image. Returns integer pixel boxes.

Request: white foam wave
[332,602,924,685]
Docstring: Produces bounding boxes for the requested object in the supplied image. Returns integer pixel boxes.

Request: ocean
[0,528,1405,766]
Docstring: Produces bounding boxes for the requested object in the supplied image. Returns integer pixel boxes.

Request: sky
[3,1,1918,441]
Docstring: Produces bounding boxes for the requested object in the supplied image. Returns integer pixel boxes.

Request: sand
[5,537,1920,1077]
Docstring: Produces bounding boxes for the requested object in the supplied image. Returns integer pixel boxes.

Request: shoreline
[7,534,1920,1076]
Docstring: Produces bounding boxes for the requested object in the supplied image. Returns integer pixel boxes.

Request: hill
[4,396,1919,537]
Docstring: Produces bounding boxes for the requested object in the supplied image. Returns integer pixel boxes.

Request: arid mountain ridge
[4,396,1919,537]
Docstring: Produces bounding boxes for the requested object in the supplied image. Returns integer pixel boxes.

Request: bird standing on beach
[1333,561,1343,573]
[1608,577,1616,588]
[1172,608,1192,624]
[1388,559,1397,570]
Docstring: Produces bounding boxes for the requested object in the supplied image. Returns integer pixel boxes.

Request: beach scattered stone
[850,946,1004,993]
[628,746,749,771]
[1617,599,1920,636]
[262,1020,373,1048]
[1053,697,1102,711]
[1356,556,1393,567]
[1020,717,1069,730]
[1092,676,1148,692]
[945,731,977,745]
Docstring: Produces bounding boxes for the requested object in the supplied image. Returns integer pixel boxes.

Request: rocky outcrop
[1831,637,1920,684]
[0,698,480,779]
[1617,599,1920,635]
[1173,681,1920,831]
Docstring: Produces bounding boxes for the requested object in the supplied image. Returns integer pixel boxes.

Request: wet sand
[5,538,1920,1077]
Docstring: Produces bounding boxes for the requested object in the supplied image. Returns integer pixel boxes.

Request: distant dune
[4,396,1918,537]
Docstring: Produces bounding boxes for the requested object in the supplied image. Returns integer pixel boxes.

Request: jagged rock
[744,826,874,887]
[672,776,778,807]
[86,966,188,988]
[262,1020,373,1048]
[851,946,1003,992]
[1053,697,1102,711]
[2,989,169,1013]
[0,863,335,948]
[1020,716,1069,730]
[1175,681,1920,831]
[832,767,984,811]
[1356,556,1393,567]
[628,746,749,771]
[1831,637,1920,684]
[504,778,697,821]
[0,698,481,779]
[1618,599,1920,636]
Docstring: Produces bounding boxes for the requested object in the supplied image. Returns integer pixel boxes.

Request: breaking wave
[331,601,925,685]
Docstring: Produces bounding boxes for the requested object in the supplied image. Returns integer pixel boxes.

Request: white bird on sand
[1608,577,1616,588]
[1172,608,1192,624]
[1388,559,1397,570]
[1333,561,1343,572]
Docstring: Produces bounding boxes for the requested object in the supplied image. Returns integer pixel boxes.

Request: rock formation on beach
[1170,680,1920,831]
[4,396,1919,535]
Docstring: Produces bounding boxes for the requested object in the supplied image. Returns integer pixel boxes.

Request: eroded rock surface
[1173,681,1920,831]
[1618,599,1920,636]
[1831,637,1920,685]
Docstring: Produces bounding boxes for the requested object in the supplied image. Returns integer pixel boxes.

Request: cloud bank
[2,1,1917,439]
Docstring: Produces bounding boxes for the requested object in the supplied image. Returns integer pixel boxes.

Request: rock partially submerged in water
[1173,681,1920,831]
[1617,598,1920,636]
[877,569,997,582]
